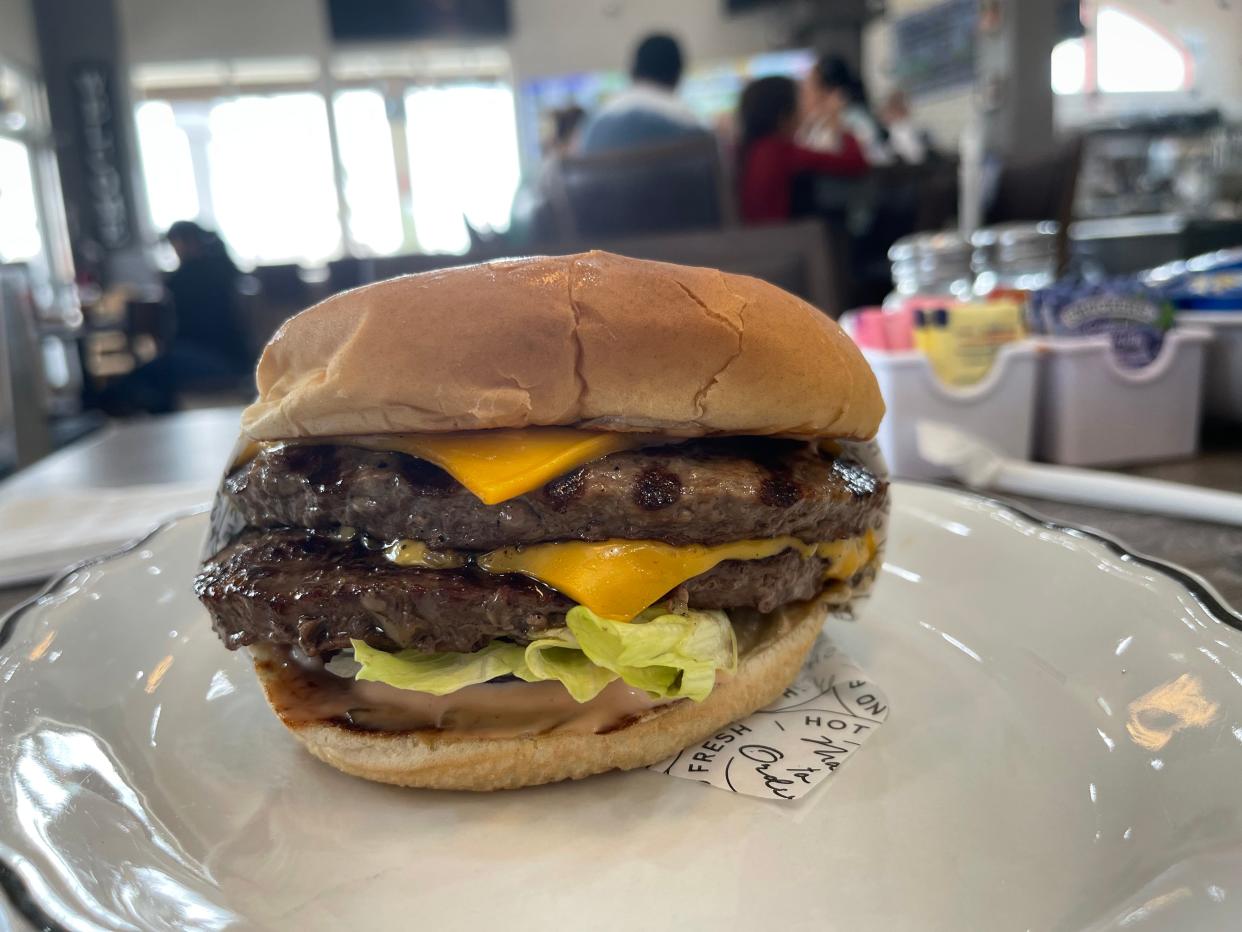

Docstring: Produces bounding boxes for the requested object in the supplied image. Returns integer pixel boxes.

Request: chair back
[549,132,732,239]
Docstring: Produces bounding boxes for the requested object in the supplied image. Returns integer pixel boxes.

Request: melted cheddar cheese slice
[250,428,649,504]
[477,532,875,622]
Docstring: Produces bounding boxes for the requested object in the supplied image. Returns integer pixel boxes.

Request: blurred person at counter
[737,75,867,225]
[800,55,892,166]
[576,33,704,154]
[99,221,251,415]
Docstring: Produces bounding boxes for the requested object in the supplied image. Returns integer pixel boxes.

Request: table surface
[0,408,1240,617]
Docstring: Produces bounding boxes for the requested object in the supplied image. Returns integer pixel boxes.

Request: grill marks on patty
[199,436,886,656]
[224,437,886,550]
[195,528,838,656]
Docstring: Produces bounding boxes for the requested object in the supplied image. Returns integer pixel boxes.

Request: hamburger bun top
[240,251,884,441]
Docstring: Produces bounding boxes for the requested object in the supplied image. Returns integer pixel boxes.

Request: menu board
[893,0,977,95]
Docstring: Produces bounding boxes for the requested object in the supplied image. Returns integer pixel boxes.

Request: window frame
[0,58,74,312]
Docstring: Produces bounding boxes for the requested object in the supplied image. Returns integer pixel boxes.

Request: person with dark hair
[577,33,705,154]
[801,54,893,165]
[632,33,683,87]
[163,221,250,371]
[99,221,251,414]
[549,105,586,157]
[736,75,867,224]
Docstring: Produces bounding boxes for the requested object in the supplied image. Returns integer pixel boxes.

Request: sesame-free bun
[240,251,884,442]
[253,598,830,791]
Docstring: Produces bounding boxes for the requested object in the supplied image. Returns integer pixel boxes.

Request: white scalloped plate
[3,483,1242,931]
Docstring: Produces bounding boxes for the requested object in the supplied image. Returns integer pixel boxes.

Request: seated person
[577,33,705,154]
[99,221,251,415]
[737,75,867,225]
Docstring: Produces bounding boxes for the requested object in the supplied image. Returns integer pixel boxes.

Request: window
[1051,36,1087,96]
[1052,4,1192,96]
[134,101,199,233]
[132,53,521,264]
[136,92,344,266]
[1095,7,1189,93]
[207,94,342,266]
[0,61,68,300]
[0,136,43,263]
[404,83,520,255]
[333,90,405,256]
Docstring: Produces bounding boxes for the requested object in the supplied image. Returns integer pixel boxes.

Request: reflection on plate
[1,484,1241,931]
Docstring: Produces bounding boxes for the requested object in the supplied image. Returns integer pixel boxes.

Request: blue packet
[1161,247,1242,279]
[1032,279,1175,368]
[1160,270,1242,311]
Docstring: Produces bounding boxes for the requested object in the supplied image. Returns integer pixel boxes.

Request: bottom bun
[253,600,830,791]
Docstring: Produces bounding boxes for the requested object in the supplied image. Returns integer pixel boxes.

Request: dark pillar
[975,0,1057,158]
[32,0,152,286]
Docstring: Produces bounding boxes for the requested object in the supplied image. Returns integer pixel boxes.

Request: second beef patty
[195,528,841,657]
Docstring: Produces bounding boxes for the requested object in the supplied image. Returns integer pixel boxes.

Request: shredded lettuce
[563,605,737,701]
[348,606,737,704]
[523,628,618,702]
[352,640,531,696]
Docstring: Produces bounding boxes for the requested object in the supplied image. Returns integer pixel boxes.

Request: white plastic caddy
[862,342,1039,480]
[1176,310,1242,423]
[1032,327,1211,466]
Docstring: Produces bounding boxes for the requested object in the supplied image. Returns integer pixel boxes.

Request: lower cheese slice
[477,533,875,622]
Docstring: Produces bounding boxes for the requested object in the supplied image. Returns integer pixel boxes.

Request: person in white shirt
[577,33,706,154]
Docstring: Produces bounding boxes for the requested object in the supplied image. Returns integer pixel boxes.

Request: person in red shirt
[737,75,867,224]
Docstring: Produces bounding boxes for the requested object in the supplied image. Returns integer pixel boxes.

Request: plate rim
[0,487,1239,931]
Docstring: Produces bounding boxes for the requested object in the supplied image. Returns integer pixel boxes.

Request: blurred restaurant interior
[0,0,1240,482]
[5,4,1242,923]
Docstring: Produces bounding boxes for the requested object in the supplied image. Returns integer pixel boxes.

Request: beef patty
[223,437,886,550]
[196,528,838,656]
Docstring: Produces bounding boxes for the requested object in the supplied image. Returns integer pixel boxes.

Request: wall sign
[892,0,978,96]
[71,62,132,250]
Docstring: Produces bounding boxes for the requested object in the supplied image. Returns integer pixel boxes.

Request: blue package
[1031,278,1174,368]
[1161,271,1242,311]
[1147,247,1242,282]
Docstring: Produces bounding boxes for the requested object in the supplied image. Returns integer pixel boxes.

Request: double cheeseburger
[196,251,888,791]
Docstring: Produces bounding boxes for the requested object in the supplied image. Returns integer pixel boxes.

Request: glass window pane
[1096,6,1188,93]
[1051,38,1086,96]
[135,100,200,233]
[333,89,405,256]
[0,137,43,263]
[404,84,520,255]
[207,93,342,266]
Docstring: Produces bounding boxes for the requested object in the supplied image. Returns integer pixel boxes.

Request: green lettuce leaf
[566,606,737,702]
[523,627,618,702]
[352,639,531,696]
[349,607,737,703]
